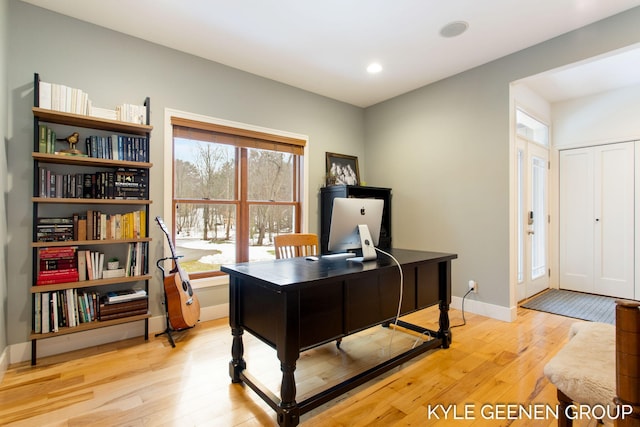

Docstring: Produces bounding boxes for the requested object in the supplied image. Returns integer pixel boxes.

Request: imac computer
[327,197,384,261]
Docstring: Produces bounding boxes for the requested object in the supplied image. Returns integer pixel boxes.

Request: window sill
[191,274,228,289]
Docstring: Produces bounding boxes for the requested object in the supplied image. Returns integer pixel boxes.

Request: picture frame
[326,152,360,186]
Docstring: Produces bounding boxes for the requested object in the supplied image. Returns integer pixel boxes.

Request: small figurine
[57,132,81,154]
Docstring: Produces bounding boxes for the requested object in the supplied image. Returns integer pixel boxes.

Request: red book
[36,269,79,285]
[39,247,77,259]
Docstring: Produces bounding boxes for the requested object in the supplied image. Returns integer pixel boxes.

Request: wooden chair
[274,233,319,259]
[544,300,640,427]
[615,300,640,427]
[273,233,342,349]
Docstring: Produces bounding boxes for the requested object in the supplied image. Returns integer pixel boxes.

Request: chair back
[274,233,319,259]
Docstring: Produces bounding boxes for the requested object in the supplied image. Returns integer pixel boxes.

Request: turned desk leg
[278,361,299,427]
[438,300,451,348]
[229,326,246,383]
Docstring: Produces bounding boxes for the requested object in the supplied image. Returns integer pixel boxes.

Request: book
[65,289,76,327]
[90,106,117,121]
[97,252,104,279]
[36,271,79,285]
[101,268,125,279]
[38,81,52,109]
[41,292,50,333]
[77,250,87,281]
[98,308,148,321]
[99,297,148,317]
[38,124,48,153]
[85,250,93,280]
[36,247,80,284]
[51,292,58,332]
[105,289,146,304]
[34,295,42,333]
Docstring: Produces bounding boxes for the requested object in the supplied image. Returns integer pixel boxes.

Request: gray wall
[365,8,640,308]
[5,1,364,346]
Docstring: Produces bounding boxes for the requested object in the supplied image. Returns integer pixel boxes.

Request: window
[168,115,306,280]
[516,109,549,146]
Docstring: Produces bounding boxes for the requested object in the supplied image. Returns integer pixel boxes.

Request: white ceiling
[21,0,640,107]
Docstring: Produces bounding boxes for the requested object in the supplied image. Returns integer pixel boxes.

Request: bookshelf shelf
[31,275,153,293]
[32,197,152,205]
[33,107,152,135]
[29,312,151,340]
[30,73,153,365]
[32,237,152,248]
[33,152,153,168]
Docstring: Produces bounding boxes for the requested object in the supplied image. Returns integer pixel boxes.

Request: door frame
[509,101,556,314]
[516,137,550,301]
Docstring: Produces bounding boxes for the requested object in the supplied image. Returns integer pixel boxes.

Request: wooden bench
[544,300,640,427]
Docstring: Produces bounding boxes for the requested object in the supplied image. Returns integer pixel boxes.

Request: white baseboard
[8,303,229,365]
[451,295,516,322]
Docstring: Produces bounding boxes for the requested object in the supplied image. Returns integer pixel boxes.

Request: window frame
[163,109,309,289]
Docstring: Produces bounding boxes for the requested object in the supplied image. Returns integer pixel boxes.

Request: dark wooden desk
[222,248,457,427]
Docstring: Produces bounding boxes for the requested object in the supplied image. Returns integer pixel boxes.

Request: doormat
[521,289,616,324]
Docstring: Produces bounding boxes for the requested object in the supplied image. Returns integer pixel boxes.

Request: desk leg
[438,260,452,348]
[276,290,301,427]
[438,300,451,348]
[229,326,246,383]
[278,361,299,427]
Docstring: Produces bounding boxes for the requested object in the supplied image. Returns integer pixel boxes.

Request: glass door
[516,110,550,301]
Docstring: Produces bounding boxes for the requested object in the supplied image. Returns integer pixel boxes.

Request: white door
[559,148,594,291]
[559,142,635,299]
[517,138,549,301]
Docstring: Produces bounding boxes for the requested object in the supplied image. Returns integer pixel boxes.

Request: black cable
[450,288,473,329]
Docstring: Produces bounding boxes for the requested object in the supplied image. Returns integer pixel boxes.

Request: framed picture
[326,152,360,186]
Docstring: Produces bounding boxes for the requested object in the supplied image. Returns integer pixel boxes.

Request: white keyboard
[321,253,355,260]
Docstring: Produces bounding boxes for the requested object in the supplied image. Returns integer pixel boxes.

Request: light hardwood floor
[1,306,601,426]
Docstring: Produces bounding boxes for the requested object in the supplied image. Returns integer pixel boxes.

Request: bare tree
[194,143,232,241]
[174,159,199,234]
[249,150,293,245]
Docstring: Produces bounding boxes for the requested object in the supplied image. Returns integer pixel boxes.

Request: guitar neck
[156,216,189,280]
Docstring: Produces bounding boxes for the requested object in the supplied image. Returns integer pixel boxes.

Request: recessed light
[440,21,469,38]
[367,63,383,74]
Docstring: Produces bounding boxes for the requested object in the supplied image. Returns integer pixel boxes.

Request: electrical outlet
[468,280,478,293]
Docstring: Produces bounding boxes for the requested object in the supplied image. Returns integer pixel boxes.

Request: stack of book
[85,135,149,162]
[36,247,79,285]
[37,124,57,154]
[81,209,146,241]
[114,168,148,199]
[38,80,90,115]
[116,103,147,125]
[99,289,148,320]
[35,289,101,333]
[83,250,104,281]
[36,217,74,242]
[125,242,148,277]
[37,168,148,201]
[37,168,86,199]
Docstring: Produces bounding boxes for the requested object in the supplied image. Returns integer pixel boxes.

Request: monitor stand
[348,224,377,262]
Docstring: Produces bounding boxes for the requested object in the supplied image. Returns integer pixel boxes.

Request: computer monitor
[327,197,384,261]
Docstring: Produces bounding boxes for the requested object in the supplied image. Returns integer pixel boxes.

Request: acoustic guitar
[156,216,201,330]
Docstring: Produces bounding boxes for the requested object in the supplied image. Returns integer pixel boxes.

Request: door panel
[559,148,594,292]
[559,142,634,299]
[594,143,634,298]
[517,138,549,301]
